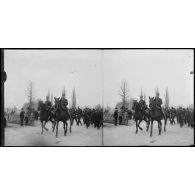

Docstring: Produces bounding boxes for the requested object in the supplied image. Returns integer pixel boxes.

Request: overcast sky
[103,49,194,108]
[5,50,103,108]
[5,49,194,109]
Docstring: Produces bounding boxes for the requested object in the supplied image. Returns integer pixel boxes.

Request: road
[5,121,102,146]
[4,120,194,146]
[103,121,194,146]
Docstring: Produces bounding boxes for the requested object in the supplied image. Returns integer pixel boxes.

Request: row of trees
[118,80,170,109]
[24,80,170,111]
[25,81,77,109]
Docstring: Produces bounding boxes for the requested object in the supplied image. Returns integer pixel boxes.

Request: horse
[38,101,55,134]
[149,97,166,137]
[132,100,150,134]
[54,97,71,137]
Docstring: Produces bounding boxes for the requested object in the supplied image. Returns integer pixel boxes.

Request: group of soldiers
[35,92,103,129]
[18,91,193,129]
[19,107,36,126]
[82,107,103,129]
[114,92,163,125]
[113,92,194,128]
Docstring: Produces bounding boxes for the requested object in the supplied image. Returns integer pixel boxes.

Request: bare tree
[25,81,36,108]
[118,80,129,108]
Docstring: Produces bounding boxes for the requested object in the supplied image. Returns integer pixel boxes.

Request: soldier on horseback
[45,96,52,112]
[154,92,163,116]
[139,95,146,113]
[60,92,71,118]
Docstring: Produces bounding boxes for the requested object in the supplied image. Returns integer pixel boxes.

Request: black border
[1,48,194,147]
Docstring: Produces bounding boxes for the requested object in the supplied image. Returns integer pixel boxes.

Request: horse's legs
[56,121,59,138]
[150,120,153,137]
[159,120,162,135]
[44,121,48,131]
[69,119,72,133]
[52,120,56,132]
[63,121,66,136]
[146,118,150,132]
[41,121,44,134]
[138,120,143,130]
[135,120,138,134]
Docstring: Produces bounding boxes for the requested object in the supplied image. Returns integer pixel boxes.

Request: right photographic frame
[102,49,194,146]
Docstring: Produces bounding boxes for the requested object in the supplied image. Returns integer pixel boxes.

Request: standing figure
[114,108,118,126]
[24,112,28,126]
[119,108,123,125]
[20,108,25,126]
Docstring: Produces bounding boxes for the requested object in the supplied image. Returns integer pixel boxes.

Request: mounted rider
[139,95,146,113]
[45,95,52,113]
[60,92,71,118]
[154,92,163,116]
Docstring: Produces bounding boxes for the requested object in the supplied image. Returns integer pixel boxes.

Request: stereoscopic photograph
[2,49,194,146]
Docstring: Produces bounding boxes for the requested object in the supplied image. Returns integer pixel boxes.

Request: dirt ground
[5,121,102,146]
[103,121,194,146]
[4,120,194,146]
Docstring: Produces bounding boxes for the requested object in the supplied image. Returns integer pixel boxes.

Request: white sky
[5,50,103,108]
[5,49,194,109]
[103,49,194,108]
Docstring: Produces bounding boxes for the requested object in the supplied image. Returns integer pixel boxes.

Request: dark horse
[149,97,166,137]
[38,101,55,134]
[132,100,150,134]
[54,97,72,138]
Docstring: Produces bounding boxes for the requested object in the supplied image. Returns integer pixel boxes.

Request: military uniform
[60,97,68,110]
[139,99,146,111]
[154,96,163,117]
[154,97,163,109]
[60,96,70,118]
[45,100,52,111]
